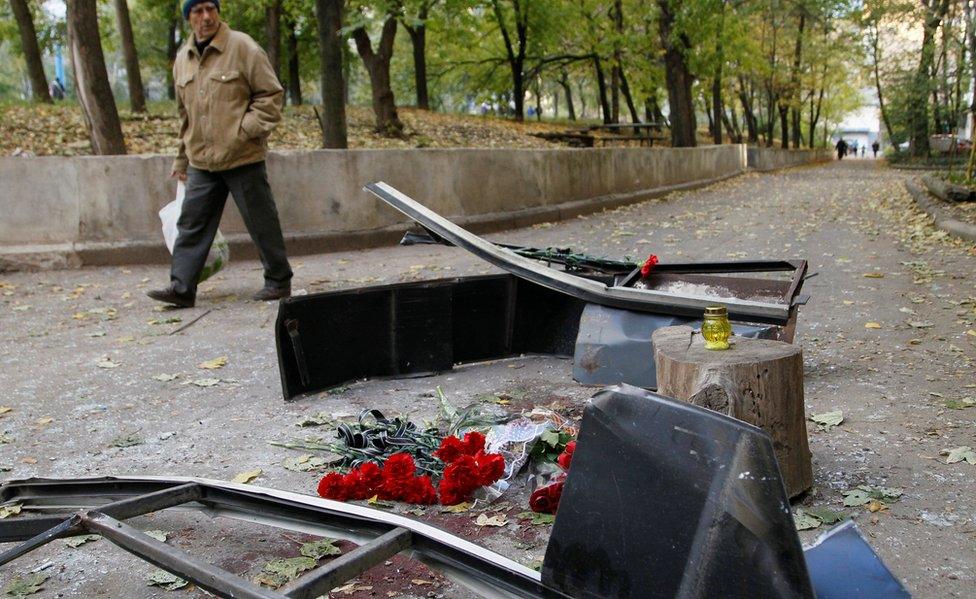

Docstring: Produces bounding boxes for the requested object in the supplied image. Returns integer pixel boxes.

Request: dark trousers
[171,161,292,296]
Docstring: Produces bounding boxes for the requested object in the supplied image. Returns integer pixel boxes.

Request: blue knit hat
[183,0,220,19]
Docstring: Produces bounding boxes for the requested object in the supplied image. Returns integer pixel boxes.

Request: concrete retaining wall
[747,147,832,171]
[0,144,819,270]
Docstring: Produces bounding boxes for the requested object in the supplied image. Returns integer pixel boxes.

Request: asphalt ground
[1,159,974,597]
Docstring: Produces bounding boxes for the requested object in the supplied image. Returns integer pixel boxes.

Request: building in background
[832,88,881,152]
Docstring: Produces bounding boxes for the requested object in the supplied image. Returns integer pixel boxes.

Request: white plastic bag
[159,181,229,283]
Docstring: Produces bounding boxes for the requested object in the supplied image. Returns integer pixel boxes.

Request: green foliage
[0,0,932,148]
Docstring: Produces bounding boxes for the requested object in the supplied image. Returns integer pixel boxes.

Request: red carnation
[317,472,349,501]
[382,453,417,482]
[438,454,480,505]
[438,476,467,506]
[357,462,384,495]
[529,481,564,514]
[404,475,438,504]
[475,451,506,486]
[461,431,486,456]
[557,441,576,471]
[341,470,370,500]
[433,436,465,463]
[640,254,659,277]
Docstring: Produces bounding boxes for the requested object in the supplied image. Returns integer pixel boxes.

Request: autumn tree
[67,0,126,154]
[114,0,146,111]
[8,0,51,102]
[350,0,404,134]
[316,0,347,147]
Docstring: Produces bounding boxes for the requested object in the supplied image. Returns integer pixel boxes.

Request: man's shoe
[252,285,291,301]
[146,286,195,308]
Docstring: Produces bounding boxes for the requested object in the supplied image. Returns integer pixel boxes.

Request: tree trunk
[653,325,813,499]
[113,0,145,112]
[703,91,715,138]
[286,19,301,105]
[712,76,722,144]
[779,103,789,149]
[910,0,949,156]
[166,16,180,101]
[265,0,282,78]
[594,56,611,124]
[789,11,805,149]
[658,0,696,147]
[966,0,976,145]
[558,70,576,120]
[352,16,404,135]
[67,0,126,154]
[534,80,542,121]
[809,84,824,148]
[490,0,528,121]
[315,0,347,148]
[868,21,895,143]
[712,4,726,145]
[9,0,51,103]
[738,79,758,144]
[618,68,641,124]
[405,21,429,109]
[609,0,623,123]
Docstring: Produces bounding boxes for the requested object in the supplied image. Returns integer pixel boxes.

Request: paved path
[1,160,974,597]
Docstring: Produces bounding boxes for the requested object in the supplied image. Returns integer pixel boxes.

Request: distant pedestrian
[49,78,64,101]
[835,138,848,160]
[860,145,865,157]
[871,141,880,158]
[147,0,292,308]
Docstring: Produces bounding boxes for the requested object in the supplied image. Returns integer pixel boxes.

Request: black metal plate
[543,385,814,598]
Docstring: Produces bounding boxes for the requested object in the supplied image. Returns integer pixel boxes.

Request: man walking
[148,0,292,308]
[835,138,848,161]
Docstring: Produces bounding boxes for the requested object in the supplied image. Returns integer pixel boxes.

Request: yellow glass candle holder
[702,305,732,350]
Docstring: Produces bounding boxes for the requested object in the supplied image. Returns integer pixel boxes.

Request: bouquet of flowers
[316,431,505,506]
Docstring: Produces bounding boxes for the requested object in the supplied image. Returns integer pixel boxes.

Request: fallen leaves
[3,573,48,597]
[0,104,564,158]
[282,454,328,472]
[197,356,228,370]
[255,556,316,588]
[152,373,179,382]
[0,504,23,519]
[232,469,262,484]
[864,322,882,329]
[146,569,188,591]
[299,538,342,559]
[0,406,12,417]
[809,410,843,431]
[440,502,473,513]
[842,485,903,507]
[792,508,822,531]
[144,530,168,542]
[64,534,100,547]
[109,433,143,448]
[475,513,508,527]
[189,378,221,387]
[296,412,333,427]
[517,511,555,525]
[945,398,975,409]
[941,446,976,465]
[95,357,120,369]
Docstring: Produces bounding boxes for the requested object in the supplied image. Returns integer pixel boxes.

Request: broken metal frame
[0,476,561,599]
[365,181,798,324]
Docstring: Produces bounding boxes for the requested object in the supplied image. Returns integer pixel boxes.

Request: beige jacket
[172,22,283,173]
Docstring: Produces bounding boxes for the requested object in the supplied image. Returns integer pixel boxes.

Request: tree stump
[653,325,812,498]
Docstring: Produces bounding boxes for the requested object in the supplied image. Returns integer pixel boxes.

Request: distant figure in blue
[49,78,65,101]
